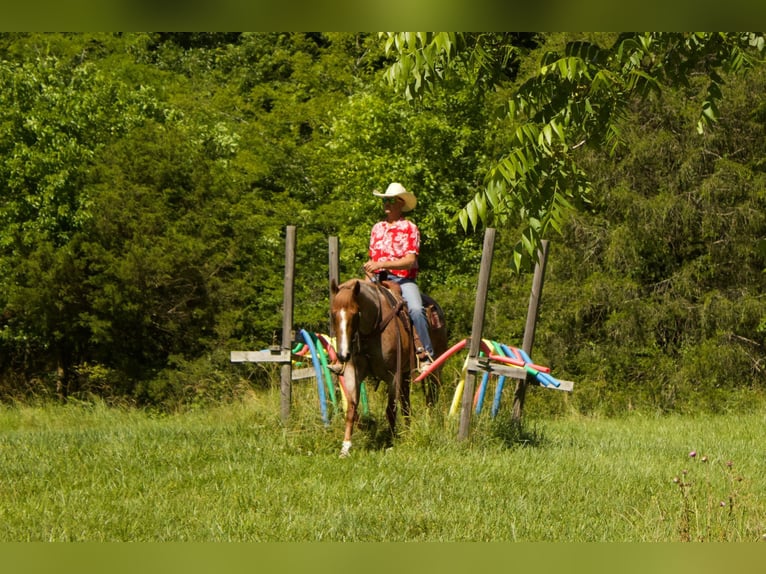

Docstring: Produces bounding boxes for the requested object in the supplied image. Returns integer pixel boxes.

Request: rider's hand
[364,260,381,273]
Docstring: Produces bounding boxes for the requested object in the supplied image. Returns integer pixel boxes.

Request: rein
[353,282,403,340]
[368,284,415,399]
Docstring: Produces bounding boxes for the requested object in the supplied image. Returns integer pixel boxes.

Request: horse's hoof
[339,440,352,457]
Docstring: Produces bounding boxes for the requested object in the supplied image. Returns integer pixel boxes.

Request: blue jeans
[389,277,434,356]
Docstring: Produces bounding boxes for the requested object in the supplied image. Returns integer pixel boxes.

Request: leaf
[550,119,564,142]
[701,100,718,121]
[458,208,468,231]
[485,181,500,208]
[542,123,553,147]
[496,157,517,182]
[511,243,523,273]
[466,199,479,228]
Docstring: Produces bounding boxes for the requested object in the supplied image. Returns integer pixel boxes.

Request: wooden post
[512,239,550,424]
[280,226,297,423]
[328,236,339,336]
[458,227,496,440]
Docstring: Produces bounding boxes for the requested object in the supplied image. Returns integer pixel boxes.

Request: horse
[329,277,447,457]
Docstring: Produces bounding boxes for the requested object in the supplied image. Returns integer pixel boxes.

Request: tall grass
[0,381,764,542]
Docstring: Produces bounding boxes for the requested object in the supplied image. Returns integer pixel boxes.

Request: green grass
[0,383,764,541]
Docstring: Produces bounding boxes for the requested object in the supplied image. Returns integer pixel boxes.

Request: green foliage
[531,62,766,415]
[0,41,169,399]
[0,32,764,416]
[384,32,766,270]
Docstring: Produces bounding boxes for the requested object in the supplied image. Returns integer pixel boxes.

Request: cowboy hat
[372,182,417,212]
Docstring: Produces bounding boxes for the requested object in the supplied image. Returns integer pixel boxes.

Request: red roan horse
[330,278,447,457]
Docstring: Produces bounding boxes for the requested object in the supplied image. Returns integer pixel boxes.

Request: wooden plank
[291,367,318,380]
[547,379,574,392]
[465,358,527,380]
[230,350,291,363]
[466,358,574,391]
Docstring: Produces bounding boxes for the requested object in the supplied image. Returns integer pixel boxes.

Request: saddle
[375,278,444,358]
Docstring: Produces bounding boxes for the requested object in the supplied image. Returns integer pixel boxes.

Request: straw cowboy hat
[372,182,417,212]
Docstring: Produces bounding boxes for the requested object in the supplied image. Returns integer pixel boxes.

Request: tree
[0,43,167,397]
[382,32,766,270]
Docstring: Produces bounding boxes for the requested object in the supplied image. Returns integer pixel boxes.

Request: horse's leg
[386,377,398,439]
[340,362,360,458]
[423,364,441,407]
[401,373,411,426]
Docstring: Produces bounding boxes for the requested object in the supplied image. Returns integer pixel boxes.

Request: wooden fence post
[458,227,496,440]
[511,239,550,424]
[280,226,296,423]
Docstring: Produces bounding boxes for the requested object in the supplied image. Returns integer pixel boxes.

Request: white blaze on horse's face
[337,309,351,362]
[331,279,361,363]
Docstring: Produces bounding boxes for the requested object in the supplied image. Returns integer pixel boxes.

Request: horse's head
[330,279,362,363]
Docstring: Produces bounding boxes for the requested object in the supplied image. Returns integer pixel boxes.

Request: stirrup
[416,348,434,372]
[416,347,433,360]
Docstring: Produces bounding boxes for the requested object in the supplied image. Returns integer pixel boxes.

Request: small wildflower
[720,501,726,507]
[673,476,680,484]
[701,456,708,463]
[689,451,697,458]
[682,469,688,475]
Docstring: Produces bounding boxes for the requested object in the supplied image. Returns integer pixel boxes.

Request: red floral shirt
[369,218,420,279]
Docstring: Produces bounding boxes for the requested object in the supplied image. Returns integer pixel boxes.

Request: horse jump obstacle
[230,226,344,424]
[454,230,573,440]
[230,225,573,438]
[230,226,295,422]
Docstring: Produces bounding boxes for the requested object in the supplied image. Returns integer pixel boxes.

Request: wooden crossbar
[230,350,291,363]
[465,358,574,392]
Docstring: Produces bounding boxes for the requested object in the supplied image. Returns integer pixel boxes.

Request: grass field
[1,381,764,542]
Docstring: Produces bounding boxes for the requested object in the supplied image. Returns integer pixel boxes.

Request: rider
[363,182,435,369]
